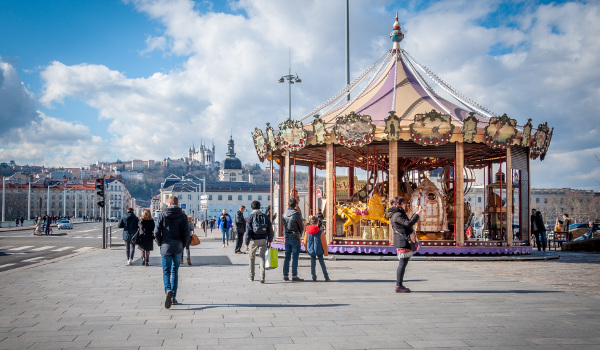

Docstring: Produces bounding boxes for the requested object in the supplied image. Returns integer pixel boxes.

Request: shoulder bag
[190,233,200,246]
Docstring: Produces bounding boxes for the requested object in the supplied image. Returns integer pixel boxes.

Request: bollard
[109,225,112,248]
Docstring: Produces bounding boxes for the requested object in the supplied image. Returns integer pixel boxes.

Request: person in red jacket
[306,216,330,282]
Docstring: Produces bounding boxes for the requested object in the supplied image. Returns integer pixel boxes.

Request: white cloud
[21,0,600,190]
[0,59,39,135]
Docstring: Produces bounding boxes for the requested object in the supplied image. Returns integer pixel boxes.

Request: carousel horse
[336,193,389,233]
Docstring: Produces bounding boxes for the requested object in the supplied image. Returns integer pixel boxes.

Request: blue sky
[0,0,598,191]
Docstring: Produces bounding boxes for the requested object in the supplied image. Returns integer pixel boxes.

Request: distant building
[186,141,216,168]
[120,171,144,181]
[219,136,243,182]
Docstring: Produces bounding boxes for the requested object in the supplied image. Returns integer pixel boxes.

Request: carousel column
[325,143,335,243]
[455,142,465,246]
[278,156,285,238]
[388,141,398,244]
[284,151,291,203]
[506,147,513,246]
[308,163,314,216]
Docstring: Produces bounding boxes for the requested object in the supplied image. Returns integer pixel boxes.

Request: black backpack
[253,214,269,236]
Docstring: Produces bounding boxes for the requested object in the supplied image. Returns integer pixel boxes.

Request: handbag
[132,230,142,245]
[265,247,278,269]
[190,233,200,246]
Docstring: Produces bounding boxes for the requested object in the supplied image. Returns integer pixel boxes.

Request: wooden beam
[388,141,398,244]
[456,142,465,246]
[308,163,314,217]
[506,147,513,246]
[284,151,290,205]
[326,143,335,243]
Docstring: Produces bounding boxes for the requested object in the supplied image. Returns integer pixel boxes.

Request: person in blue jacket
[306,215,330,282]
[217,209,233,247]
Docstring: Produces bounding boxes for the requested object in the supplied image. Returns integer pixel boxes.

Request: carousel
[252,15,553,255]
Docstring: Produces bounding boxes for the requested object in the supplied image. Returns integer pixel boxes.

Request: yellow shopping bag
[266,247,278,269]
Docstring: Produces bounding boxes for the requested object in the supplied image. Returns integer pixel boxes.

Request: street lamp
[46,183,60,216]
[278,70,302,119]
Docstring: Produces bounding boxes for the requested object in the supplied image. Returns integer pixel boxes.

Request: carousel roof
[252,15,553,167]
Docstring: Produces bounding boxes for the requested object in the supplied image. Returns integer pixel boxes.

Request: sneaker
[187,257,191,265]
[325,278,331,282]
[291,277,304,282]
[180,258,184,264]
[127,260,132,266]
[165,290,173,309]
[235,251,243,254]
[312,277,317,282]
[226,241,229,247]
[395,286,411,293]
[260,279,265,284]
[248,276,254,281]
[222,244,225,248]
[283,276,290,281]
[171,297,179,305]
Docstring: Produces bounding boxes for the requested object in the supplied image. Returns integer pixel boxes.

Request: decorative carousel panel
[410,177,447,233]
[409,109,454,146]
[333,111,376,147]
[266,123,278,151]
[531,122,549,156]
[540,126,553,161]
[311,115,328,145]
[252,127,267,162]
[484,113,517,149]
[521,118,533,147]
[384,111,402,141]
[461,112,478,143]
[278,119,307,152]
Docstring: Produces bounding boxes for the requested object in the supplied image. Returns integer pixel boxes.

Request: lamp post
[278,69,302,119]
[47,183,59,216]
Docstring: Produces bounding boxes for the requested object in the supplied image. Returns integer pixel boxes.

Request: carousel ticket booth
[253,16,553,255]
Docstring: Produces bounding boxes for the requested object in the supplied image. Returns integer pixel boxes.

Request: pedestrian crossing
[0,245,93,252]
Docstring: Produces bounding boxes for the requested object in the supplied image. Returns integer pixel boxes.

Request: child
[306,215,330,282]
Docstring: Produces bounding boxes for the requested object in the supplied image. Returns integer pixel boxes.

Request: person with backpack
[234,205,246,254]
[282,197,305,282]
[245,200,274,283]
[119,208,139,265]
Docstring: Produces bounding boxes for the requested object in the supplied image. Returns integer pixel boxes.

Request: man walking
[245,201,274,283]
[282,198,304,281]
[44,214,52,235]
[234,205,246,254]
[531,209,547,251]
[154,196,190,309]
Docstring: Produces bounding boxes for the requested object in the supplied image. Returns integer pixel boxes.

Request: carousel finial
[390,13,404,53]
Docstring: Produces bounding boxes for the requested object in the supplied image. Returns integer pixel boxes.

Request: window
[218,195,222,200]
[536,198,540,203]
[258,195,262,201]
[228,195,232,201]
[238,195,242,200]
[188,195,192,200]
[248,195,252,201]
[544,198,548,203]
[177,195,182,200]
[209,195,213,200]
[267,195,270,200]
[230,174,236,181]
[477,197,481,203]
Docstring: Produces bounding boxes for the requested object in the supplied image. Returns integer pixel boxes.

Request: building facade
[186,141,216,168]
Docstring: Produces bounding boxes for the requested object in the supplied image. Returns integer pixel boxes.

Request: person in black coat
[388,196,422,293]
[138,209,155,266]
[531,209,547,251]
[119,208,139,265]
[234,205,246,254]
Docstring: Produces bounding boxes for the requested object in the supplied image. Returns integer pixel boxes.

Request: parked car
[56,219,73,229]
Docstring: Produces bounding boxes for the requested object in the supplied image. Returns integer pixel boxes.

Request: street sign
[200,205,209,210]
[200,195,208,200]
[181,204,186,209]
[316,189,322,198]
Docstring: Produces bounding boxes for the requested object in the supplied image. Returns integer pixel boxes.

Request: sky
[0,0,599,191]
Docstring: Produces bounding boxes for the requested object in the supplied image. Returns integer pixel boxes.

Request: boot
[187,257,192,265]
[180,258,184,264]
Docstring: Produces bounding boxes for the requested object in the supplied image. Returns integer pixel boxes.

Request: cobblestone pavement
[449,251,600,299]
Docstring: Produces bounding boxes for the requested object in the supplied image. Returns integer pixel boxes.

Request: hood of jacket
[283,208,299,218]
[388,206,403,216]
[306,225,320,235]
[164,205,183,219]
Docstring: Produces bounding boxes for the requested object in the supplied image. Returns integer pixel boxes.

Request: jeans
[161,253,182,297]
[310,255,329,280]
[533,231,547,250]
[125,239,135,260]
[235,229,244,252]
[221,228,229,244]
[283,238,301,277]
[248,239,267,280]
[396,257,410,286]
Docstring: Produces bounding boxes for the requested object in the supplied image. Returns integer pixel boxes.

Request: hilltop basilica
[186,141,216,168]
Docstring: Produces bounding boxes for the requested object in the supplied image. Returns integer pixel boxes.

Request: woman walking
[388,196,422,293]
[138,210,155,266]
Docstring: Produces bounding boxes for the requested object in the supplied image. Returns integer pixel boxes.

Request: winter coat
[531,212,546,233]
[244,210,274,245]
[217,213,232,230]
[138,219,155,251]
[234,210,246,233]
[306,224,328,257]
[282,207,304,240]
[153,205,190,255]
[119,212,139,241]
[388,206,419,250]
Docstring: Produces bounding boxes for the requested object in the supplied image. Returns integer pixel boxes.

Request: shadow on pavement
[180,303,351,311]
[418,289,562,294]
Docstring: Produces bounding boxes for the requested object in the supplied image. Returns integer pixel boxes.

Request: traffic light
[95,178,105,207]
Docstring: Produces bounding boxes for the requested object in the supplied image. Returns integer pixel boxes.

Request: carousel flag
[383,111,402,141]
[311,115,328,145]
[252,127,267,162]
[520,118,533,147]
[278,118,307,152]
[333,111,376,147]
[530,122,549,159]
[409,109,454,146]
[461,112,479,143]
[484,114,517,149]
[266,123,278,151]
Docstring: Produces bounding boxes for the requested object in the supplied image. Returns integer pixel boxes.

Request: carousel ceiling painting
[409,110,455,146]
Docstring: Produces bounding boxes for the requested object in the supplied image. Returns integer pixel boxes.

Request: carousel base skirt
[269,242,532,255]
